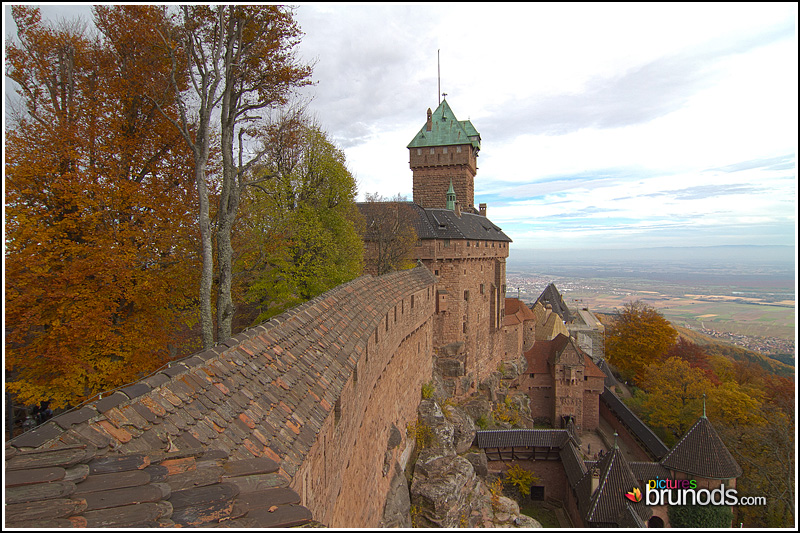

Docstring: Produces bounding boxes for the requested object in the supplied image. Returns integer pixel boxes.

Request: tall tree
[238,114,363,323]
[359,193,419,275]
[215,5,313,341]
[157,5,312,345]
[639,357,714,439]
[5,6,198,408]
[605,300,678,383]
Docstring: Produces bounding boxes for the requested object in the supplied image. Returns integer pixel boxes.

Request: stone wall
[290,270,437,527]
[598,401,654,463]
[410,144,476,210]
[415,238,510,391]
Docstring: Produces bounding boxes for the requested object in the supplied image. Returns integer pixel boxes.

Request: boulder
[417,400,454,452]
[436,357,465,378]
[500,359,521,380]
[478,371,503,401]
[442,403,476,454]
[461,396,492,424]
[465,451,488,478]
[410,455,478,528]
[381,463,411,528]
[387,423,402,450]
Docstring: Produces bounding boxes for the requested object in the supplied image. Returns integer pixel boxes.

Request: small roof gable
[407,99,481,150]
[505,298,536,322]
[525,334,571,374]
[660,416,742,479]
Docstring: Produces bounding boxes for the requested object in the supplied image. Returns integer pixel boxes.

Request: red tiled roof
[583,355,607,378]
[524,334,571,375]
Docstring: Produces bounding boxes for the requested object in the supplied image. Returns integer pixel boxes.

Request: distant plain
[507,245,796,342]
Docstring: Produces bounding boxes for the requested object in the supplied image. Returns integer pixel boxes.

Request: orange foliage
[5,6,200,408]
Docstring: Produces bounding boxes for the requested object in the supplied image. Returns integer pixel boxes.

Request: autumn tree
[237,113,363,323]
[604,300,678,383]
[666,337,719,384]
[638,357,714,440]
[157,5,313,345]
[359,193,419,275]
[5,6,199,407]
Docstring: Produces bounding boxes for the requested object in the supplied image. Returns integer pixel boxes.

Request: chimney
[454,200,461,218]
[426,108,432,131]
[479,203,487,217]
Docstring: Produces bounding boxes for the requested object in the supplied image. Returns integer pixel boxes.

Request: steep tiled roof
[409,204,512,242]
[5,267,436,528]
[535,283,573,324]
[504,298,536,323]
[535,308,570,341]
[407,99,480,149]
[583,354,607,379]
[575,445,651,526]
[659,416,742,479]
[600,387,670,460]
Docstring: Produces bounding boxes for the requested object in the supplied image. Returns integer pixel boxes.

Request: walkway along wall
[5,267,437,528]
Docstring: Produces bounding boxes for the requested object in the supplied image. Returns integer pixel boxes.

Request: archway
[648,515,664,528]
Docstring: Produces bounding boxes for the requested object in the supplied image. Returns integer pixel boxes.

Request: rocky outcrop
[408,398,540,528]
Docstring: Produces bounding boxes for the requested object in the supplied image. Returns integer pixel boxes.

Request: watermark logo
[625,487,642,503]
[639,478,766,507]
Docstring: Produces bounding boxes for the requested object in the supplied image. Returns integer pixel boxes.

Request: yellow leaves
[605,300,678,384]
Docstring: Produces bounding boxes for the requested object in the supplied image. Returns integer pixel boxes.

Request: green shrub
[668,504,734,528]
[421,381,435,399]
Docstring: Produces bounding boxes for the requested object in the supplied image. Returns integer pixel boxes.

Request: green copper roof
[407,99,481,150]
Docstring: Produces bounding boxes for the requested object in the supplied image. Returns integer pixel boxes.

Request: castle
[5,99,740,529]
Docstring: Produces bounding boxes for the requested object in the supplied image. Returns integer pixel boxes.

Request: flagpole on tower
[438,49,441,105]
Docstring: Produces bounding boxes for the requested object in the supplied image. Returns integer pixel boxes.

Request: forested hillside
[605,302,795,528]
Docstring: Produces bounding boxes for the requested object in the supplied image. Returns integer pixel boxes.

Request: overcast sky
[4,3,798,251]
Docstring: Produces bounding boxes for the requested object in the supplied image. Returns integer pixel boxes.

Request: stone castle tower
[407,98,481,211]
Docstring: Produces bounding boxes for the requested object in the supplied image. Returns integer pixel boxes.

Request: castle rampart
[6,267,438,528]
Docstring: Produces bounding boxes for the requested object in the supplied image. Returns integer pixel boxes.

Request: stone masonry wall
[415,238,510,391]
[290,270,436,527]
[410,144,477,210]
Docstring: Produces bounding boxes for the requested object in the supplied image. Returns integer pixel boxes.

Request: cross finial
[442,92,447,99]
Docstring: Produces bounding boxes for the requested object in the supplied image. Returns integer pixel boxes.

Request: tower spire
[702,393,707,418]
[446,180,456,210]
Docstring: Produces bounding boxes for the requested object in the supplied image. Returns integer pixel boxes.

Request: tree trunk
[194,154,215,349]
[215,27,239,343]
